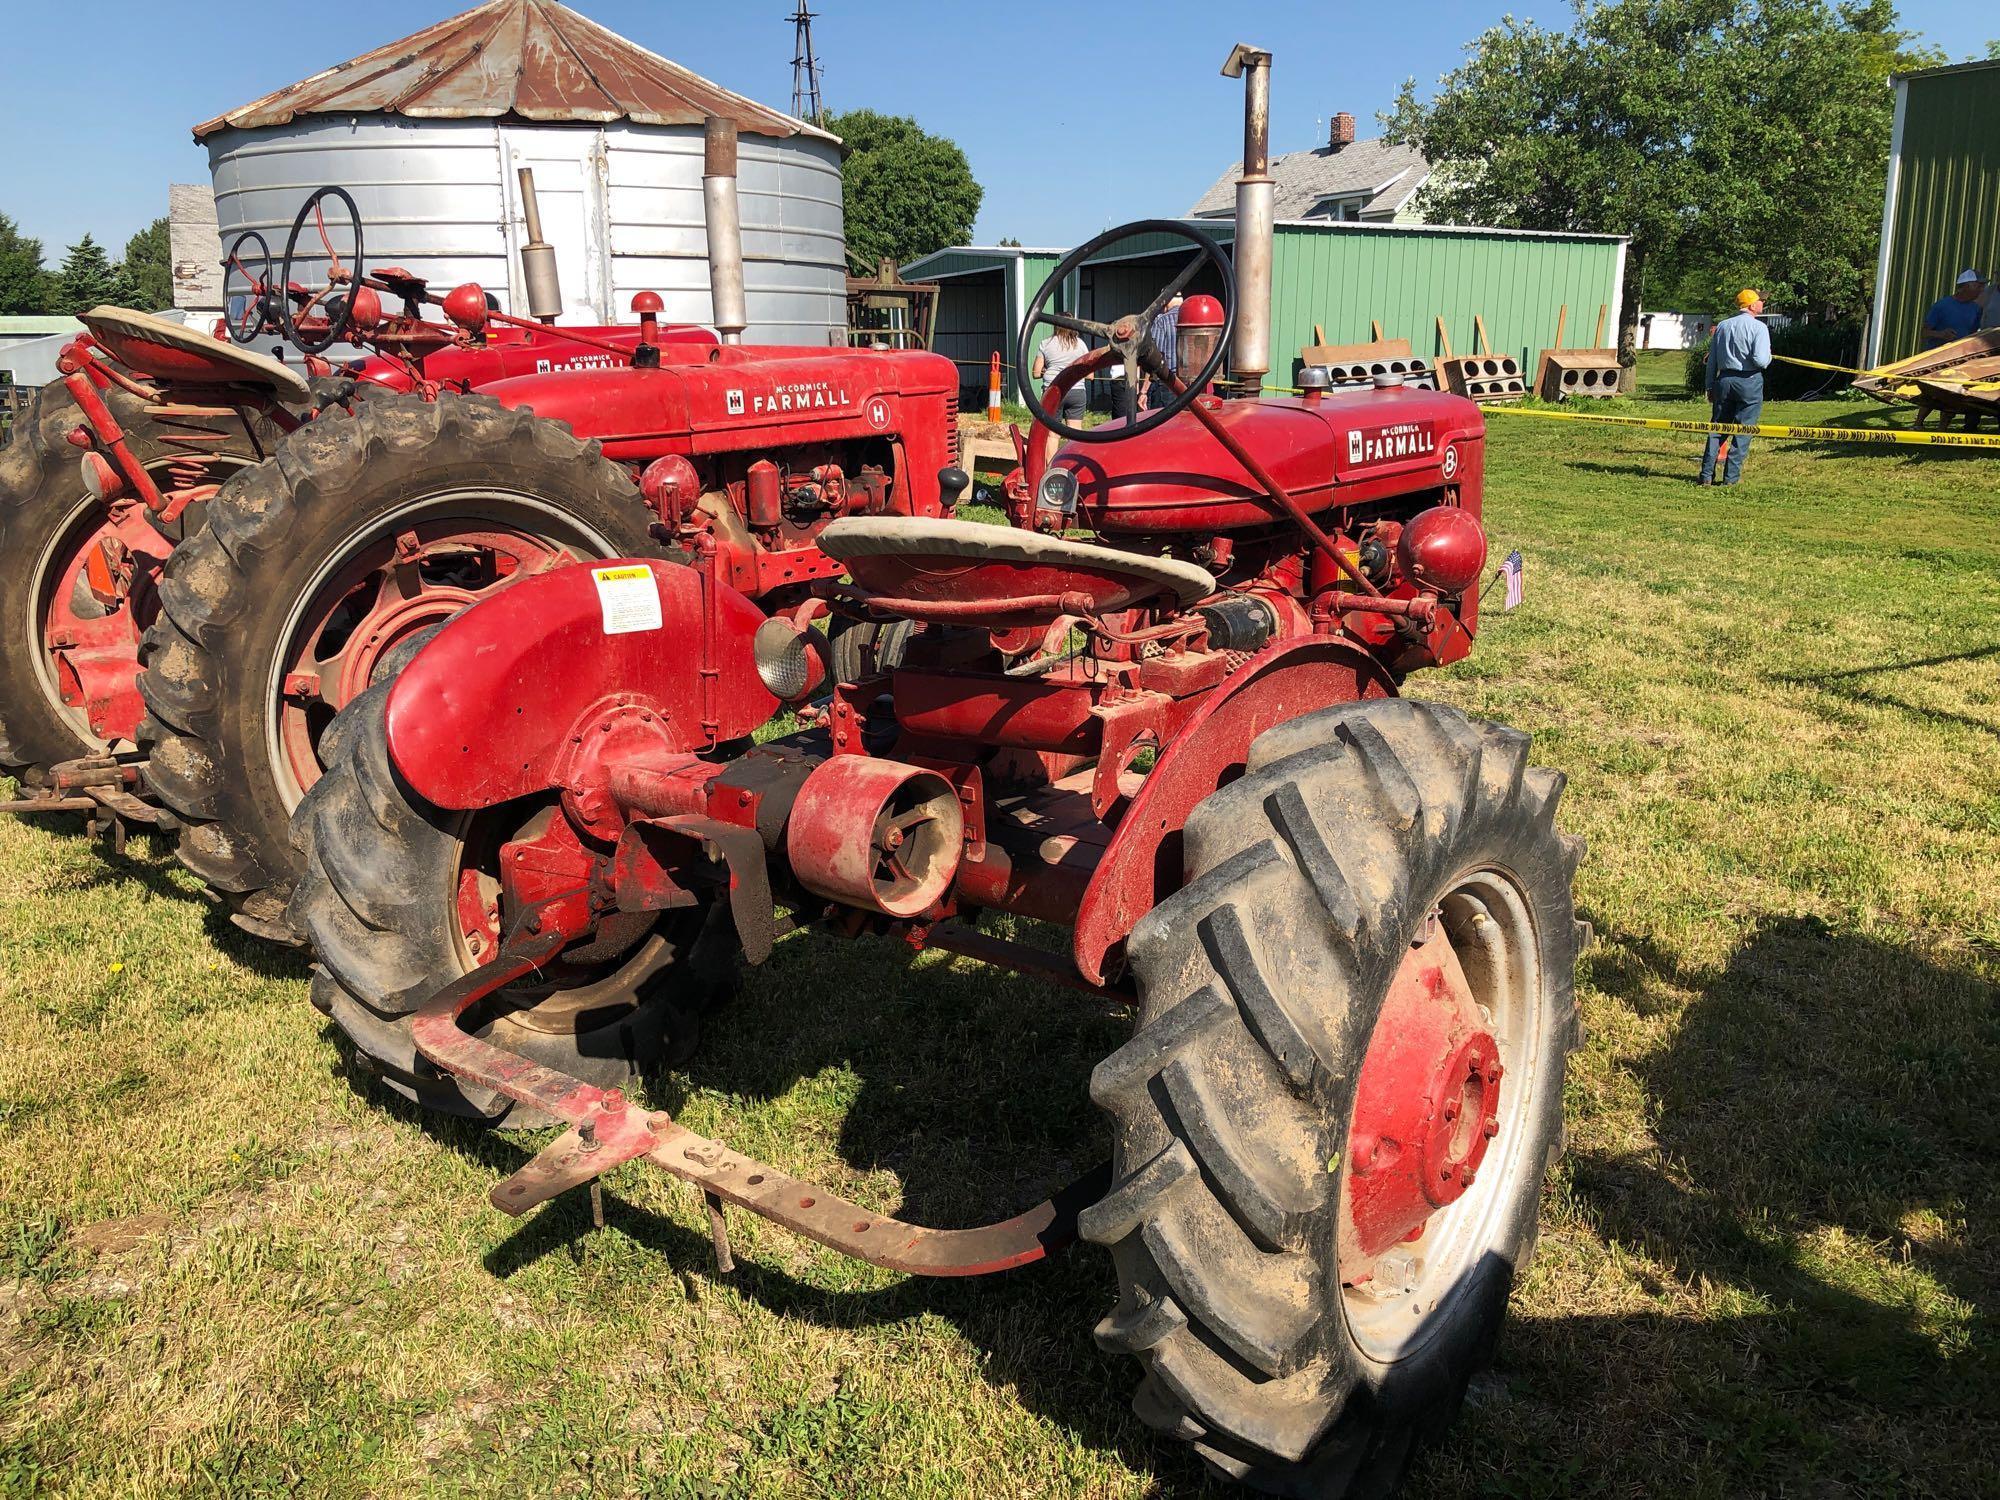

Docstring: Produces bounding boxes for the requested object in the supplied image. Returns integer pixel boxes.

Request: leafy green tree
[121,217,174,311]
[0,214,52,315]
[827,109,982,270]
[1386,2,1933,351]
[52,234,135,315]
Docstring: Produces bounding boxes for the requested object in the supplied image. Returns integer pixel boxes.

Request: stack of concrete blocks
[1534,348,1623,400]
[1438,354,1527,402]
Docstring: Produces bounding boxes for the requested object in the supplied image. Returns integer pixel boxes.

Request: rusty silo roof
[192,0,835,143]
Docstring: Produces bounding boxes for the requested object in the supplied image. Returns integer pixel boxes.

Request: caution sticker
[591,564,662,635]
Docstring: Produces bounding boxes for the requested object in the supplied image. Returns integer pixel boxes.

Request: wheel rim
[29,461,248,748]
[266,489,619,809]
[1340,867,1546,1362]
[449,800,676,1042]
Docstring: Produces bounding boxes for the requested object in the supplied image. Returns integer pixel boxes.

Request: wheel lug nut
[1483,1116,1499,1137]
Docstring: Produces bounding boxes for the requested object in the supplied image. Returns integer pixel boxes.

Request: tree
[1386,2,1933,354]
[51,234,135,315]
[0,213,52,315]
[122,217,173,311]
[826,109,982,269]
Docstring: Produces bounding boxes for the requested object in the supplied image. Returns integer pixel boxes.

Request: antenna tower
[790,4,824,125]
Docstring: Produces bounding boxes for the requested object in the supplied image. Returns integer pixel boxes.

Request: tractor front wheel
[137,393,672,939]
[1080,698,1585,1493]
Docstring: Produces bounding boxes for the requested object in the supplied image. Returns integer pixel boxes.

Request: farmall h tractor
[284,55,1586,1494]
[0,172,715,860]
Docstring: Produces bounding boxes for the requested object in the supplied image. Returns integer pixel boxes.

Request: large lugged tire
[0,380,274,784]
[1080,698,1585,1494]
[289,645,736,1127]
[137,392,670,939]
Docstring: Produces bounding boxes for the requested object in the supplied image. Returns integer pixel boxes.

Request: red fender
[385,559,777,811]
[1071,637,1395,985]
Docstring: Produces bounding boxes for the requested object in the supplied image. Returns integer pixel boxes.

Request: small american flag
[1501,549,1525,610]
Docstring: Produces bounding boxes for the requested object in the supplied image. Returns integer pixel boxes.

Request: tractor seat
[818,516,1215,628]
[80,305,312,403]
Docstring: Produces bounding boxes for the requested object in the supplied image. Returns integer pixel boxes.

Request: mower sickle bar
[410,903,1111,1277]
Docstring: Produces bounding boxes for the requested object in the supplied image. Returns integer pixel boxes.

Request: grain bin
[194,0,844,342]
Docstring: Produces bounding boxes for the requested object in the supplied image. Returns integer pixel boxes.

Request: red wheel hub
[41,505,174,744]
[277,522,572,797]
[1343,922,1503,1273]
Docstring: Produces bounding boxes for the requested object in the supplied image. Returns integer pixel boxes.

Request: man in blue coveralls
[1699,289,1771,487]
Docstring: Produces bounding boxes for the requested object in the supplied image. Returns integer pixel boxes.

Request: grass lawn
[1,352,1994,1497]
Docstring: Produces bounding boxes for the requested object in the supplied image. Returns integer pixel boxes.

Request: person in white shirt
[1031,325,1090,424]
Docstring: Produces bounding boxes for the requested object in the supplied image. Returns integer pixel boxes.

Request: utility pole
[789,3,824,126]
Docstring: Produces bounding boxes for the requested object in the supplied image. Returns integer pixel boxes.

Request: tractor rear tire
[1080,698,1585,1494]
[0,380,275,786]
[289,640,737,1127]
[137,392,670,940]
[828,617,914,684]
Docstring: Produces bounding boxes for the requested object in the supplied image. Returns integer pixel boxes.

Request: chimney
[1330,111,1355,151]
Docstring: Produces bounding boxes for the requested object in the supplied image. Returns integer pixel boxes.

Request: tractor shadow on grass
[35,819,311,979]
[347,915,1227,1491]
[1430,914,2000,1496]
[1773,643,2000,743]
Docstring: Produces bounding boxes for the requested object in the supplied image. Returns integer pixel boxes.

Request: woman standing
[1031,323,1091,426]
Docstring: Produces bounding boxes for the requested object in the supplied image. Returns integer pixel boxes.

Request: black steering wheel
[1016,218,1234,444]
[280,186,366,355]
[222,230,276,345]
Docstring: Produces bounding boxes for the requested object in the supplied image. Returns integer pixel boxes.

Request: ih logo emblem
[726,389,745,415]
[866,396,892,430]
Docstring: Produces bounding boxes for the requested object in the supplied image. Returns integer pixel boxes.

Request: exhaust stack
[704,116,749,345]
[515,167,563,324]
[1222,44,1274,393]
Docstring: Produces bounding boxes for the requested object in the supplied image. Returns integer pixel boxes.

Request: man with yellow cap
[1699,289,1770,486]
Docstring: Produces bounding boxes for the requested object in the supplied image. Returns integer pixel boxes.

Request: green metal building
[1868,58,2000,365]
[902,220,1626,404]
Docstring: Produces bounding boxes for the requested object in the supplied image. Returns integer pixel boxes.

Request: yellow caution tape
[1770,354,1872,375]
[1483,404,2000,449]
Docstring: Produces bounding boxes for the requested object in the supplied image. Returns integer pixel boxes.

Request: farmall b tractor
[285,51,1585,1495]
[1,124,952,945]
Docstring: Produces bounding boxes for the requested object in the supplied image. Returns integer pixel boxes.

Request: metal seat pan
[80,305,311,402]
[818,516,1215,628]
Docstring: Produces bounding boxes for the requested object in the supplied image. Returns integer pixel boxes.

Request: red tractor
[5,137,960,948]
[287,203,1587,1491]
[0,180,715,855]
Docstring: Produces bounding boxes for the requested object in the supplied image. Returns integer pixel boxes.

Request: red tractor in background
[286,108,1588,1488]
[4,125,961,947]
[0,176,715,852]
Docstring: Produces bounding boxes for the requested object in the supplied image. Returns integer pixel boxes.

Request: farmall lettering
[751,379,854,417]
[1345,420,1437,468]
[535,353,623,374]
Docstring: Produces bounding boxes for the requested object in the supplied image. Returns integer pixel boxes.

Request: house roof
[1188,136,1430,219]
[193,0,834,143]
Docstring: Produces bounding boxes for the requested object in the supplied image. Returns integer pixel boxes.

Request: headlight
[78,451,124,504]
[752,618,825,701]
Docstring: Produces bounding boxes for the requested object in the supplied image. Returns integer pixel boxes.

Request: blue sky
[0,1,1991,259]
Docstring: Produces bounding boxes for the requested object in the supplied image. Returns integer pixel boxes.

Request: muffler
[1222,44,1274,392]
[704,116,749,344]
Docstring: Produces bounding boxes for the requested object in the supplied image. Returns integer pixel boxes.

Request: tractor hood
[1065,387,1485,534]
[476,347,959,462]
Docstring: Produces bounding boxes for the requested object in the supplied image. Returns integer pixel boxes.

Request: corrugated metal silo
[194,0,845,343]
